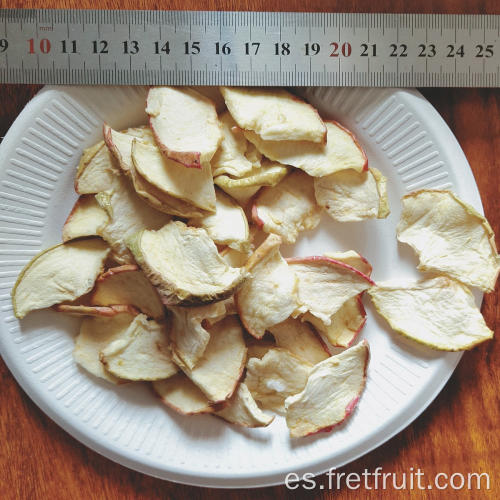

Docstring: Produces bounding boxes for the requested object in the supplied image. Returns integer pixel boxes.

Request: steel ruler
[0,9,498,86]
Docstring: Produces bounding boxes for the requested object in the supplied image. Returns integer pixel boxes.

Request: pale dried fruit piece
[95,177,171,264]
[236,235,298,338]
[215,383,274,428]
[100,314,177,381]
[211,112,256,178]
[189,189,250,252]
[53,304,134,317]
[146,86,222,168]
[214,161,290,205]
[244,121,367,177]
[62,195,109,242]
[132,140,217,214]
[169,300,228,370]
[194,86,227,114]
[323,250,373,278]
[269,318,329,364]
[73,308,139,383]
[303,297,366,348]
[75,140,121,194]
[252,170,322,244]
[220,87,326,143]
[397,189,500,292]
[103,124,154,174]
[91,265,165,320]
[182,315,247,404]
[245,348,313,415]
[12,238,109,319]
[285,341,369,438]
[153,373,213,415]
[368,277,494,351]
[128,221,246,306]
[287,256,374,324]
[314,167,390,222]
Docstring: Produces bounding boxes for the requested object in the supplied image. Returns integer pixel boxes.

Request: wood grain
[0,1,499,499]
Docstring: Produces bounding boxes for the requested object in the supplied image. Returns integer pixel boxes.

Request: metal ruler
[0,9,498,87]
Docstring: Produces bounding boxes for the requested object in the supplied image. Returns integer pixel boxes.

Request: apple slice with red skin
[285,340,370,438]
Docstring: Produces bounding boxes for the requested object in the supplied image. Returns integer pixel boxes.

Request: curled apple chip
[252,170,322,244]
[314,167,390,222]
[245,348,313,415]
[287,256,374,324]
[12,238,110,319]
[220,87,326,143]
[62,195,109,242]
[236,235,298,338]
[103,124,154,174]
[169,300,228,370]
[181,315,247,404]
[73,308,138,383]
[397,190,500,292]
[211,112,257,179]
[244,121,367,177]
[146,86,222,168]
[91,265,165,320]
[285,341,369,438]
[95,177,171,264]
[214,161,290,205]
[75,140,121,194]
[153,373,213,415]
[303,297,366,348]
[368,277,494,351]
[269,318,330,364]
[100,314,178,381]
[128,221,246,306]
[188,189,250,252]
[215,383,274,428]
[132,140,216,214]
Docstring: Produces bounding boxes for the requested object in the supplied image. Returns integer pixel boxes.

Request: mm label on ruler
[0,9,498,87]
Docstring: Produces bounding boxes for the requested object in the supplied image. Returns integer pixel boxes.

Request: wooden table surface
[0,1,498,498]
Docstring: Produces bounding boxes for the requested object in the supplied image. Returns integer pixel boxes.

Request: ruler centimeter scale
[0,10,498,87]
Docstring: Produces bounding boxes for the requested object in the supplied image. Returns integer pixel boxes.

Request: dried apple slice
[62,195,109,242]
[244,121,367,177]
[188,189,250,252]
[103,124,154,174]
[95,176,171,264]
[169,300,228,370]
[323,250,373,278]
[397,189,500,292]
[211,112,256,178]
[91,265,165,320]
[287,256,374,324]
[220,87,326,143]
[245,348,313,415]
[132,140,216,214]
[235,235,298,338]
[12,238,109,319]
[214,161,290,205]
[128,221,246,306]
[368,276,494,351]
[252,170,322,244]
[75,141,121,194]
[73,307,139,383]
[285,341,369,438]
[215,383,274,428]
[181,315,247,404]
[269,318,330,364]
[314,167,390,222]
[146,86,222,168]
[99,314,178,380]
[303,297,367,348]
[153,373,214,415]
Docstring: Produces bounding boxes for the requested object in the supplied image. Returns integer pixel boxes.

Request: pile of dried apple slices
[11,87,499,439]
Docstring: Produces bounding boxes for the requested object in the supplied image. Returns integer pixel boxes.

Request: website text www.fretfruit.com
[285,468,491,491]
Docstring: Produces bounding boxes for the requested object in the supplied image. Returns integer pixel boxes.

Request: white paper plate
[0,86,483,488]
